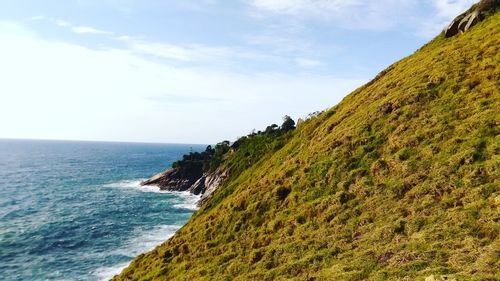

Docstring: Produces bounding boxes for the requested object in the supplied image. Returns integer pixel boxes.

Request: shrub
[276,186,291,200]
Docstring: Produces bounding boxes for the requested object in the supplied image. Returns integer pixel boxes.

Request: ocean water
[0,139,205,281]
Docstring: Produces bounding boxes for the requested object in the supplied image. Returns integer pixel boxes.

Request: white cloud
[30,16,321,69]
[55,20,71,27]
[29,15,46,21]
[295,58,324,68]
[249,0,354,14]
[247,0,480,37]
[30,16,114,35]
[115,36,286,67]
[124,39,229,62]
[71,26,113,35]
[247,0,416,30]
[0,22,365,143]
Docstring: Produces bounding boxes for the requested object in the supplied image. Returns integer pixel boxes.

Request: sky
[0,0,478,144]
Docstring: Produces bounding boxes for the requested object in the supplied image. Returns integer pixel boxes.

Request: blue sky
[0,0,477,144]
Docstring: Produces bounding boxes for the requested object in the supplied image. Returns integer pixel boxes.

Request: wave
[103,179,166,193]
[93,224,182,281]
[103,179,201,210]
[171,191,201,211]
[104,179,181,195]
[95,179,201,279]
[93,262,130,281]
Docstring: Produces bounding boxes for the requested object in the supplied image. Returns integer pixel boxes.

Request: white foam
[103,179,168,193]
[104,179,202,209]
[171,191,201,210]
[94,262,130,281]
[95,180,201,279]
[93,224,183,281]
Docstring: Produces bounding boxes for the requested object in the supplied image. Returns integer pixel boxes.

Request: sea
[0,139,206,281]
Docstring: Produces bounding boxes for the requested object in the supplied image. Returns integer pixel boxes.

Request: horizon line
[0,137,209,146]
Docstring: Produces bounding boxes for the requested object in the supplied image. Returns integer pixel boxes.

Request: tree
[264,124,279,134]
[280,115,296,131]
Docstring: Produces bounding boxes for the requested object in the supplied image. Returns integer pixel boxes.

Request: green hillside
[114,6,499,281]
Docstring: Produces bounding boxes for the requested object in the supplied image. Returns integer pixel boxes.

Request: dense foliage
[171,116,298,177]
[115,8,499,281]
[171,141,231,173]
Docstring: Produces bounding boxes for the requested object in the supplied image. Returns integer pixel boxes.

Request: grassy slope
[115,11,499,281]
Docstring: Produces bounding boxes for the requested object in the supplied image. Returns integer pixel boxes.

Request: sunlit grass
[114,10,499,281]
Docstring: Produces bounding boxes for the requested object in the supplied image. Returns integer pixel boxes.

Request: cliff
[115,2,499,280]
[141,167,228,204]
[141,119,295,205]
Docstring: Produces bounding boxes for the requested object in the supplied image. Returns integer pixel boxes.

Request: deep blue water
[0,139,205,281]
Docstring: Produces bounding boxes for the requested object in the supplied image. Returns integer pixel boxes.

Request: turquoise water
[0,139,205,280]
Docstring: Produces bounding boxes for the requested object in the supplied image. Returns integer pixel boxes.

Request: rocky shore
[141,167,228,206]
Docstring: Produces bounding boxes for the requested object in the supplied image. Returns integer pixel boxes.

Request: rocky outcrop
[444,0,499,37]
[445,11,481,37]
[141,167,228,205]
[198,169,229,205]
[141,168,200,192]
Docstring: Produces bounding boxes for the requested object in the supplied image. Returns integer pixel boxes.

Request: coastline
[96,180,201,280]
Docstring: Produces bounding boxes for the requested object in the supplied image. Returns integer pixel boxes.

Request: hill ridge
[115,3,499,280]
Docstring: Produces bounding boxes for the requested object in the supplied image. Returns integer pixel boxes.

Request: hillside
[114,4,499,281]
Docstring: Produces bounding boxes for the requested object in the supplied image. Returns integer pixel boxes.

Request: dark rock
[188,176,206,195]
[142,166,229,206]
[457,12,474,33]
[463,10,482,32]
[141,167,201,192]
[444,15,465,37]
[445,0,499,37]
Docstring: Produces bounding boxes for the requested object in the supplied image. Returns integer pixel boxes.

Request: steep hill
[115,4,499,281]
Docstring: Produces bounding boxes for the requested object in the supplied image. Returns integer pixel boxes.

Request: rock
[198,169,229,205]
[140,168,173,186]
[444,0,499,37]
[141,167,202,192]
[188,175,206,195]
[444,15,465,37]
[457,12,474,33]
[458,10,482,34]
[141,166,229,206]
[463,10,482,32]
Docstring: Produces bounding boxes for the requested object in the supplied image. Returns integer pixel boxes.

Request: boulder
[444,15,464,37]
[457,12,474,33]
[444,0,499,37]
[463,10,482,32]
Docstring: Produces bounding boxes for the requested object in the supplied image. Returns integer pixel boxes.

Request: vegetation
[171,116,298,179]
[115,7,499,281]
[171,141,231,173]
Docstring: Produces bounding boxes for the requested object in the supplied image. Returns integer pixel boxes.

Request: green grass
[114,9,500,281]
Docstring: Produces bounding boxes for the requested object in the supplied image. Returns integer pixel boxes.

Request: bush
[276,186,291,200]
